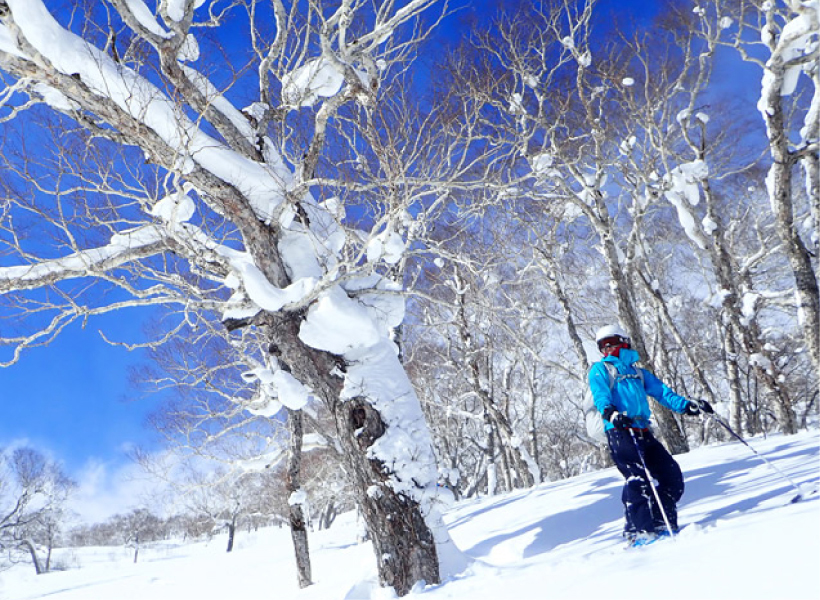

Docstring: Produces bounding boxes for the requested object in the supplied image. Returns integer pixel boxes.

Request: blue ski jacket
[589,348,690,431]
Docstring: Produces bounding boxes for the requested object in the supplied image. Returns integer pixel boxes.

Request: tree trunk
[803,145,819,280]
[319,497,337,530]
[269,314,447,596]
[286,408,312,589]
[484,411,496,496]
[760,52,820,382]
[336,397,439,597]
[526,368,542,482]
[226,520,236,553]
[463,456,487,499]
[19,540,42,575]
[723,325,745,436]
[498,440,514,493]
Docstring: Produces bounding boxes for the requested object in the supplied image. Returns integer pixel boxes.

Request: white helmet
[595,324,628,342]
[595,324,630,351]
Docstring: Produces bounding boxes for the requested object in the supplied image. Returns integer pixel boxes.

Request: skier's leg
[607,429,655,534]
[643,434,684,531]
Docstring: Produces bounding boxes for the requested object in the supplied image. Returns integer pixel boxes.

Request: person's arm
[641,369,690,413]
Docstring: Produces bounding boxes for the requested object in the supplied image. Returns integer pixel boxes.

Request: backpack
[583,362,645,444]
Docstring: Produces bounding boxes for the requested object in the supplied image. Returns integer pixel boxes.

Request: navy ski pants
[606,427,684,534]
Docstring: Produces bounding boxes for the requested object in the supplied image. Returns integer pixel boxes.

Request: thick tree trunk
[335,397,439,597]
[266,313,446,596]
[271,313,448,595]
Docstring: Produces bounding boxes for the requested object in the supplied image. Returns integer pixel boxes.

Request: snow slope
[4,429,819,600]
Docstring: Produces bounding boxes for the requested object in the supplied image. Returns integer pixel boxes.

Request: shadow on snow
[458,437,819,563]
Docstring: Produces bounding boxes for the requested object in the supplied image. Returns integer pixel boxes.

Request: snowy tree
[119,508,166,563]
[0,447,75,574]
[169,468,258,554]
[0,0,463,594]
[283,408,311,586]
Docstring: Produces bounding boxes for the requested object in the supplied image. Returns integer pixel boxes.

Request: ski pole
[705,412,804,502]
[628,428,676,539]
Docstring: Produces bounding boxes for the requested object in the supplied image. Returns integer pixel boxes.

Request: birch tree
[0,1,463,594]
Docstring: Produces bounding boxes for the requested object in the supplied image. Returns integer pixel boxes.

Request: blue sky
[0,310,165,472]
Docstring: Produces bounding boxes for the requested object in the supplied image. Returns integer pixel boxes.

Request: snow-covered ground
[5,428,819,600]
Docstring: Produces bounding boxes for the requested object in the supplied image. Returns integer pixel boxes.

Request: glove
[603,405,633,429]
[696,398,714,414]
[684,399,714,416]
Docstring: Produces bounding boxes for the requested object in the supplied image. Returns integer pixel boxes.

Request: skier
[589,324,713,546]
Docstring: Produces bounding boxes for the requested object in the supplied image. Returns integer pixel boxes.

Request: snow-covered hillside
[5,429,819,600]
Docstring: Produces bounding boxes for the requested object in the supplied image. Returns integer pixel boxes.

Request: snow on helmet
[595,324,630,352]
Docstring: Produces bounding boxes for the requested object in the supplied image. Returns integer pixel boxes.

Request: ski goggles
[598,335,631,351]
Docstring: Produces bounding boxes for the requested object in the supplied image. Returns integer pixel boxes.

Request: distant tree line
[1,443,356,574]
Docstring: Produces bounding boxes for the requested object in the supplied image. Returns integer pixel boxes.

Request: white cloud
[69,457,170,524]
[0,436,170,524]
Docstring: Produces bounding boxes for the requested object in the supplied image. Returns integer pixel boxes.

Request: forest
[0,0,816,595]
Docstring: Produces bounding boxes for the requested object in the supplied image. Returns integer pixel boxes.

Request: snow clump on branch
[663,160,710,249]
[281,58,370,109]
